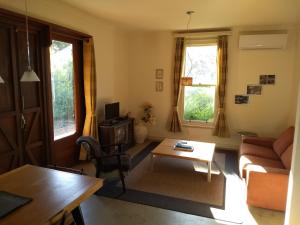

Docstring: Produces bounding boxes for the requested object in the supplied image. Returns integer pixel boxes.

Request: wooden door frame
[46,32,85,166]
[0,8,89,167]
[0,22,22,171]
[15,21,48,166]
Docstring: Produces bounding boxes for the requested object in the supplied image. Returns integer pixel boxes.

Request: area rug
[97,142,243,224]
[125,152,226,207]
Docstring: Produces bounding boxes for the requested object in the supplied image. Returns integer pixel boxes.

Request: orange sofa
[239,127,294,211]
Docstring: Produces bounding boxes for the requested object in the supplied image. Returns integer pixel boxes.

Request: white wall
[0,0,130,120]
[1,2,298,150]
[285,28,300,225]
[227,27,297,137]
[128,27,299,149]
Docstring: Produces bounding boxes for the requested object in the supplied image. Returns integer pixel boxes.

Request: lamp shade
[180,77,193,86]
[0,75,4,84]
[20,69,40,82]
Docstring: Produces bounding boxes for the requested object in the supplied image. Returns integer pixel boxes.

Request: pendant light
[180,11,195,86]
[0,75,4,84]
[20,0,40,82]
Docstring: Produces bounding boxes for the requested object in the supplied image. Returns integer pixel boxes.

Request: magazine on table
[173,141,194,152]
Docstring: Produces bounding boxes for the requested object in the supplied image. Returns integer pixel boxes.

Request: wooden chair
[76,136,131,193]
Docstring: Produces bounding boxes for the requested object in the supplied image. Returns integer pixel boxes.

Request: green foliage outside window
[184,86,215,123]
[52,61,74,122]
[50,41,75,137]
[183,45,217,123]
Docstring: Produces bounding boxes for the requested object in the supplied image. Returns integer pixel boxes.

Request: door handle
[21,96,26,129]
[21,113,26,129]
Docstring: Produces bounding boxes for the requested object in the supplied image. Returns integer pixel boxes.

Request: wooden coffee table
[151,138,216,182]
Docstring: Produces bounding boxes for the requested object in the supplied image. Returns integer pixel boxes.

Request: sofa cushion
[273,127,294,157]
[239,155,284,178]
[242,137,275,148]
[246,165,289,211]
[240,143,279,160]
[281,144,293,170]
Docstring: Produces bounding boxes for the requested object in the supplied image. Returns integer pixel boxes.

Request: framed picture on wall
[235,95,249,104]
[260,74,276,85]
[155,81,163,92]
[247,85,262,95]
[155,69,164,79]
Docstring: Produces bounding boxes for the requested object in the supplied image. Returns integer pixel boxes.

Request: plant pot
[134,123,148,144]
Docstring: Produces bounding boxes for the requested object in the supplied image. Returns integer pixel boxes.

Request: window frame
[179,39,219,128]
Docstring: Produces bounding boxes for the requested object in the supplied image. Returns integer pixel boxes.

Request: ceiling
[59,0,300,30]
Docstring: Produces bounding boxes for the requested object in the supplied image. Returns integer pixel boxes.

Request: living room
[0,0,299,225]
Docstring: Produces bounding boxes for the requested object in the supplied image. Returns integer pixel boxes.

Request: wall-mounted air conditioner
[239,33,288,50]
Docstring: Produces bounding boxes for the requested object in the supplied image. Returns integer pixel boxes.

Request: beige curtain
[169,37,184,132]
[79,38,99,160]
[213,36,230,137]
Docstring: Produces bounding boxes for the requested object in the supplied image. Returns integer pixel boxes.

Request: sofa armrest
[246,165,289,211]
[242,136,276,148]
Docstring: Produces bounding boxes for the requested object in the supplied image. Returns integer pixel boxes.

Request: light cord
[186,11,194,33]
[185,11,195,77]
[25,0,31,70]
[186,14,191,32]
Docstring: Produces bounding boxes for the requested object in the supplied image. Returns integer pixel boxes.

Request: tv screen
[105,102,119,120]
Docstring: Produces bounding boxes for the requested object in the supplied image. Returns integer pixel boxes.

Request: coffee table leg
[207,161,211,182]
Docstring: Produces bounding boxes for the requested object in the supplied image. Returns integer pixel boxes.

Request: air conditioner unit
[239,33,288,50]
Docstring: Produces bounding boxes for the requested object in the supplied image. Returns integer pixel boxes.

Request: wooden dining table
[0,164,103,225]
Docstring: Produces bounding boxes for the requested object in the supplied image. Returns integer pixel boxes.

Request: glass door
[49,36,84,166]
[50,40,76,140]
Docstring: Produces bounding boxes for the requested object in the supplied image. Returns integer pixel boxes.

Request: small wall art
[155,69,164,79]
[155,81,163,92]
[235,95,249,104]
[260,74,275,85]
[247,85,262,95]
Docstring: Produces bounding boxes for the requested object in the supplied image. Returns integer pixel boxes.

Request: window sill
[181,122,215,129]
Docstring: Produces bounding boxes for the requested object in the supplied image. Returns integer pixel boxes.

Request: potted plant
[134,103,156,144]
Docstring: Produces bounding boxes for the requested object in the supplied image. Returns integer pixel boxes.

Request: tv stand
[98,118,134,151]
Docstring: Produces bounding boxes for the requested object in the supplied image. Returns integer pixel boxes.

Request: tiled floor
[76,140,285,225]
[80,196,284,225]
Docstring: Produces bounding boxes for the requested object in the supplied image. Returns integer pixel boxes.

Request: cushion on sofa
[273,127,294,157]
[242,137,275,148]
[239,155,285,178]
[240,143,279,160]
[246,165,289,211]
[280,144,293,170]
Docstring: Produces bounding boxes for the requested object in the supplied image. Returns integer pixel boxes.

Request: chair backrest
[76,136,102,159]
[273,126,294,157]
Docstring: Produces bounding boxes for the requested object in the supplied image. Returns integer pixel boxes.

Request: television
[105,102,120,120]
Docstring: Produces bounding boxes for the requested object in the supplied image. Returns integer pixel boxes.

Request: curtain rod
[174,31,232,38]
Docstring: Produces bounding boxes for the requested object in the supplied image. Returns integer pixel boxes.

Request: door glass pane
[50,40,76,140]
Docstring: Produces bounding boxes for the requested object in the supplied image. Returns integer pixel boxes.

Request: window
[50,40,76,140]
[181,41,218,126]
